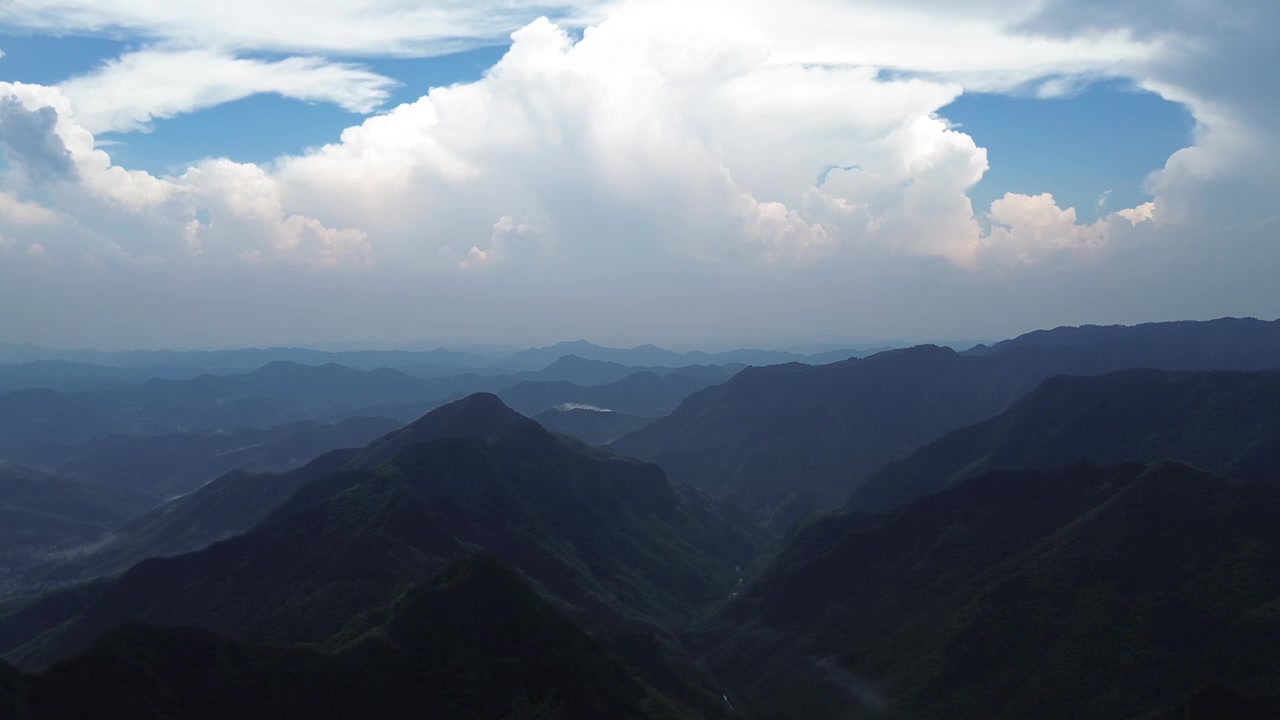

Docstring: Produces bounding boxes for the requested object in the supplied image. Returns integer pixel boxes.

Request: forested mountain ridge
[851,368,1280,512]
[703,462,1280,720]
[1,553,710,720]
[616,318,1280,524]
[0,393,767,702]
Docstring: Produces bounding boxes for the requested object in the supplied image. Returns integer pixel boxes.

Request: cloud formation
[0,0,599,56]
[0,98,78,183]
[59,50,399,133]
[0,0,1273,348]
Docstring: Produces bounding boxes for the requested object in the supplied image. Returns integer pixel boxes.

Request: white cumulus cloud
[0,0,1272,347]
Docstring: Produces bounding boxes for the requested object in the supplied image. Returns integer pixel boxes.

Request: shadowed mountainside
[0,393,767,707]
[704,462,1280,720]
[615,317,1280,524]
[851,368,1280,512]
[1,553,707,720]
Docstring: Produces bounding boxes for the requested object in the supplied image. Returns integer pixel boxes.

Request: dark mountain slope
[852,369,1280,512]
[616,318,1280,521]
[1,394,766,672]
[614,347,1060,521]
[3,554,698,720]
[704,462,1280,720]
[972,316,1280,366]
[20,446,367,591]
[19,394,556,592]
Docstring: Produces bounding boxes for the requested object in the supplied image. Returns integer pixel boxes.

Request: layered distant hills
[3,318,1280,719]
[1,394,765,720]
[0,463,153,594]
[851,368,1280,512]
[12,416,404,502]
[615,317,1280,525]
[0,339,881,375]
[0,358,735,456]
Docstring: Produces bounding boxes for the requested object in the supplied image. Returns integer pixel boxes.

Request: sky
[0,0,1274,350]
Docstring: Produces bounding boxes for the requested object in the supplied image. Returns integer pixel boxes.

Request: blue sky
[944,81,1194,222]
[0,0,1272,349]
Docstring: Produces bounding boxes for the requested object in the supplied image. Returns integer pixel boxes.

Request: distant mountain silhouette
[2,553,699,719]
[12,416,402,502]
[705,462,1280,719]
[0,363,509,454]
[1,338,870,376]
[498,371,724,417]
[0,357,737,460]
[496,341,868,371]
[0,344,491,372]
[851,368,1280,512]
[535,408,655,445]
[0,360,217,393]
[22,447,368,592]
[1,394,766,682]
[615,318,1280,524]
[969,317,1280,364]
[515,355,744,387]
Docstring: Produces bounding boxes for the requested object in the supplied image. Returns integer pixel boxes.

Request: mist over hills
[0,339,875,377]
[0,464,153,594]
[496,341,881,372]
[0,359,732,456]
[11,417,404,502]
[0,394,765,709]
[0,342,492,373]
[2,317,1280,719]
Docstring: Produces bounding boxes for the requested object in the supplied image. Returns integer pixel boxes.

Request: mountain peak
[408,392,525,436]
[355,393,533,469]
[544,354,623,370]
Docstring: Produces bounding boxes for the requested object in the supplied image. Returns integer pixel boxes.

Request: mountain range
[851,368,1280,512]
[0,339,878,376]
[703,461,1280,720]
[0,394,766,717]
[0,359,732,458]
[615,317,1280,526]
[534,408,656,446]
[10,416,403,503]
[3,317,1280,719]
[0,463,152,594]
[2,553,702,720]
